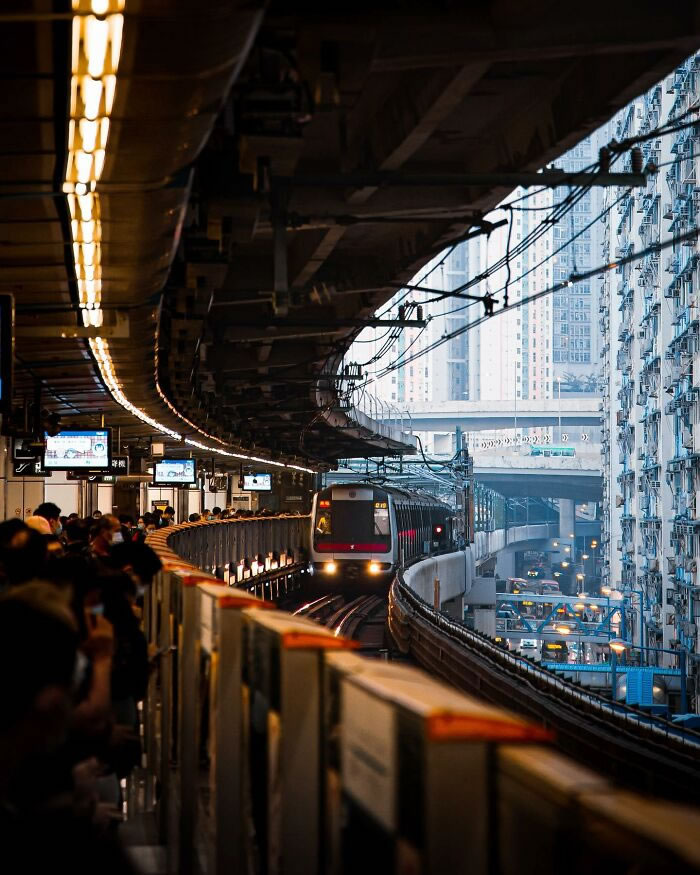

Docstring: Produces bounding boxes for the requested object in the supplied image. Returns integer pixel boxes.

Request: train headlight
[368,561,381,575]
[324,560,337,574]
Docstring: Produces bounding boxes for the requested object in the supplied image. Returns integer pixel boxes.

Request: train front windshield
[314,488,391,553]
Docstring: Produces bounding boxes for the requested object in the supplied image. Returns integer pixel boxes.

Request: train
[309,483,455,587]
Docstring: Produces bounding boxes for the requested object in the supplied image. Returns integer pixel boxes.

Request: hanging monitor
[153,457,197,485]
[43,428,111,470]
[244,473,271,491]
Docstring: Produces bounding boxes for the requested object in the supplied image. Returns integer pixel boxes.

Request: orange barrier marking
[181,573,222,587]
[427,712,555,743]
[219,595,276,610]
[282,631,360,650]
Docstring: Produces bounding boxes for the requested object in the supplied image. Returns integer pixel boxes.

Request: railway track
[294,591,389,652]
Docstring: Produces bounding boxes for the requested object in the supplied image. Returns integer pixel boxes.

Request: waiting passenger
[89,515,122,559]
[0,520,48,588]
[159,506,175,527]
[26,515,53,535]
[34,501,63,536]
[188,512,201,522]
[64,519,91,556]
[107,541,162,593]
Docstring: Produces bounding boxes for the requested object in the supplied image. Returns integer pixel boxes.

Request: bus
[526,445,576,458]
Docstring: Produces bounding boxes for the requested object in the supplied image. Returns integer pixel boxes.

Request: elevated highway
[399,399,601,433]
[473,450,603,500]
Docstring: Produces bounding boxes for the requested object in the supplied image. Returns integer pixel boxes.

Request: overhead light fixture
[66,0,317,476]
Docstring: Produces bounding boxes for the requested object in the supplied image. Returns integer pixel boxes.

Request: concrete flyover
[473,451,602,500]
[399,399,601,432]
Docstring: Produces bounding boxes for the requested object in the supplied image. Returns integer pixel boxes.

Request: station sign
[13,459,51,478]
[67,455,129,477]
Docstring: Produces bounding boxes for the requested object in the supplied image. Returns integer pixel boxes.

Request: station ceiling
[2,1,699,469]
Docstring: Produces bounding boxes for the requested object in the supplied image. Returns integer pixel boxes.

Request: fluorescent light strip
[67,2,315,476]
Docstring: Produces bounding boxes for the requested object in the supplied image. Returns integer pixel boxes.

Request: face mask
[88,603,104,616]
[137,585,146,598]
[207,515,214,521]
[54,522,63,536]
[137,522,145,530]
[111,531,124,545]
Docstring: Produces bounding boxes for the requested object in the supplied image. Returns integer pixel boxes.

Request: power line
[373,226,698,379]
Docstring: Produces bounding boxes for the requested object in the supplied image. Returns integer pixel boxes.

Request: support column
[441,594,464,620]
[558,499,576,560]
[495,548,516,579]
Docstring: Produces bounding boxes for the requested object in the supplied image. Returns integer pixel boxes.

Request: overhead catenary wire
[371,145,692,376]
[372,225,698,380]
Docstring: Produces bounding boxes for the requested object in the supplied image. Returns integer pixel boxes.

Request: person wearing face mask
[131,516,146,543]
[89,515,122,559]
[34,501,63,536]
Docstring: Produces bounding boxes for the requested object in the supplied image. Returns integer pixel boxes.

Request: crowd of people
[0,502,164,871]
[186,505,297,523]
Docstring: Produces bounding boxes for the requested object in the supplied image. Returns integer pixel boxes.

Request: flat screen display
[244,473,271,491]
[44,429,111,470]
[153,458,197,485]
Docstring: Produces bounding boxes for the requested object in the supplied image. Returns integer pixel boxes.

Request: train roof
[319,482,451,509]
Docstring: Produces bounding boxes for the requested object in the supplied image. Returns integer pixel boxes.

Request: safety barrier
[148,513,309,578]
[390,566,700,803]
[140,518,700,874]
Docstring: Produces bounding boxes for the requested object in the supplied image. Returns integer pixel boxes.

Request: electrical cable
[372,225,698,379]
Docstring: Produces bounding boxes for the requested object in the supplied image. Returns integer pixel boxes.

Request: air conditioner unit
[666,612,676,626]
[616,494,624,507]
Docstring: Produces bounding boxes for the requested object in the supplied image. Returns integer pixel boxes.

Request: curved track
[294,591,389,651]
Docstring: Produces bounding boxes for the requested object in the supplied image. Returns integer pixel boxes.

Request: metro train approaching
[310,483,455,588]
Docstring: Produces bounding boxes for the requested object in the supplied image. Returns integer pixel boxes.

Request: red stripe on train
[315,543,390,553]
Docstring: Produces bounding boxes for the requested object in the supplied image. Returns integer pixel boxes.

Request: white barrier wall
[403,550,474,613]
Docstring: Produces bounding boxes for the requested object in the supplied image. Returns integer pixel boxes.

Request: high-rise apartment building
[551,129,609,387]
[600,54,700,669]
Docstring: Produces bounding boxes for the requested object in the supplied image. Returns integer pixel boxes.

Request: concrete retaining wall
[403,549,473,612]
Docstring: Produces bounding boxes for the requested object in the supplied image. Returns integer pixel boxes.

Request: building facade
[600,54,700,681]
